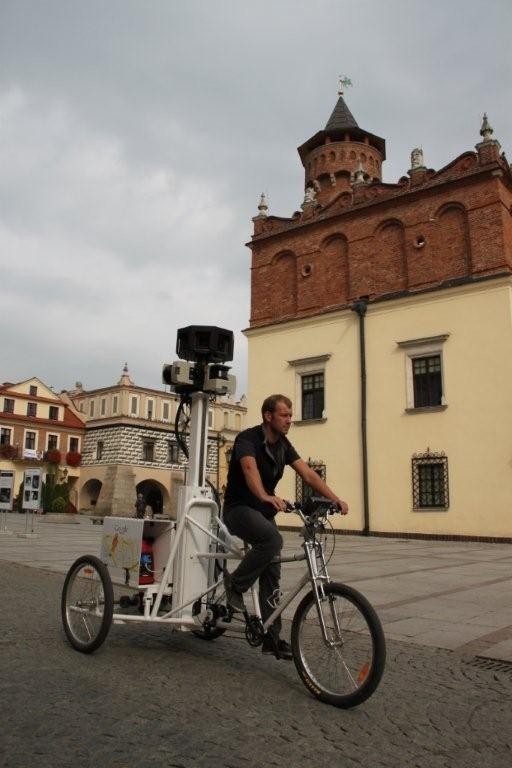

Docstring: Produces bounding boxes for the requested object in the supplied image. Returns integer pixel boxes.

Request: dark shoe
[223,573,245,613]
[262,636,293,661]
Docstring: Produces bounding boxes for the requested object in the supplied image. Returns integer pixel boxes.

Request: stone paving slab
[1,512,511,662]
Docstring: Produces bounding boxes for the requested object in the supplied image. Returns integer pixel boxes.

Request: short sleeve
[285,441,300,465]
[233,436,256,462]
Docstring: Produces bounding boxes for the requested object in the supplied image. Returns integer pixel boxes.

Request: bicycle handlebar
[284,497,341,522]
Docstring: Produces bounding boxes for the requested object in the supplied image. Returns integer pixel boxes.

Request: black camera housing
[176,326,234,364]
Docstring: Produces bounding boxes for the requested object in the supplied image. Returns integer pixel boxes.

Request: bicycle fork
[304,540,343,648]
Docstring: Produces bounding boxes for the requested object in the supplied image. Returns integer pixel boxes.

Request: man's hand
[333,498,349,515]
[262,494,288,512]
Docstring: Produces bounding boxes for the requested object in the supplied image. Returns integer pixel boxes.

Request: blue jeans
[223,504,283,640]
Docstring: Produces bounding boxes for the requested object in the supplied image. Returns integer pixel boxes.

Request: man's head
[137,493,144,501]
[261,394,293,438]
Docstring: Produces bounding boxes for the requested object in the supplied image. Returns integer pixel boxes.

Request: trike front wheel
[61,555,114,653]
[291,582,386,708]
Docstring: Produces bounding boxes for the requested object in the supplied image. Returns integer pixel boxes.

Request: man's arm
[291,458,349,515]
[240,456,288,512]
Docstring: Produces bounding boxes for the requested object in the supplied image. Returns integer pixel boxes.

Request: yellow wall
[245,278,512,538]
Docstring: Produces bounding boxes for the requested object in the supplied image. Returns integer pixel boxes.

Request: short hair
[261,394,292,419]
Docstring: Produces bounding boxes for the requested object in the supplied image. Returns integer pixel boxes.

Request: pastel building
[246,89,512,540]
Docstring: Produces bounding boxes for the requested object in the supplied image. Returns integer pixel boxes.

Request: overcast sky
[1,0,510,398]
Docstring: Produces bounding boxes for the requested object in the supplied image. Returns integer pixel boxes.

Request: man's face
[265,400,293,436]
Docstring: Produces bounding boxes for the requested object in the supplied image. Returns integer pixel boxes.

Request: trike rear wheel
[61,555,114,653]
[291,582,386,708]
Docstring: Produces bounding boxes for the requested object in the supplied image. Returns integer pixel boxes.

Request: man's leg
[258,555,282,642]
[223,505,282,595]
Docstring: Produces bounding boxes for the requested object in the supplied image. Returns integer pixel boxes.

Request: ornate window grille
[296,458,326,504]
[412,449,449,509]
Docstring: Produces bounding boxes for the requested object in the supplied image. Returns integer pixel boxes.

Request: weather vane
[338,75,353,95]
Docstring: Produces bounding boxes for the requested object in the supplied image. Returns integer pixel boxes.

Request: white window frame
[46,433,59,450]
[162,401,171,422]
[288,354,331,424]
[68,435,81,452]
[130,394,139,417]
[23,428,39,451]
[1,427,12,445]
[397,334,449,412]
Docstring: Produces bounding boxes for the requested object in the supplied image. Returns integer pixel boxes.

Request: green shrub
[51,496,67,514]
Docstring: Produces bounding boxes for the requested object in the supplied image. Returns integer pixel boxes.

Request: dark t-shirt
[224,424,300,518]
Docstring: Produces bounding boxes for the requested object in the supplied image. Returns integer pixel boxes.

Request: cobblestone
[1,561,511,768]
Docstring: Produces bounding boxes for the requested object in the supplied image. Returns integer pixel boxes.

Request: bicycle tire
[291,582,386,708]
[61,555,114,653]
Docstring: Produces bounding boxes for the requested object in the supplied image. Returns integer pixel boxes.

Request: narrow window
[168,442,180,464]
[162,402,170,421]
[142,440,154,462]
[1,428,12,445]
[47,434,58,450]
[3,399,14,413]
[29,385,38,396]
[131,396,138,416]
[89,401,95,417]
[49,405,59,420]
[413,355,442,408]
[25,431,36,450]
[69,437,79,452]
[112,395,118,414]
[27,402,37,417]
[100,398,106,416]
[147,399,154,420]
[301,373,324,420]
[96,441,104,460]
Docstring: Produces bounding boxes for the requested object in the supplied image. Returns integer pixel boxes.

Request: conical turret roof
[298,95,386,162]
[325,95,359,132]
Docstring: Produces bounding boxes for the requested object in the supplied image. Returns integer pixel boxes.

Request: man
[135,493,146,519]
[223,394,348,660]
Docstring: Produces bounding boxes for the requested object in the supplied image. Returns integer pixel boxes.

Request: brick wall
[250,151,512,327]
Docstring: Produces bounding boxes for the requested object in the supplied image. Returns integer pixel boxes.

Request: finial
[352,160,365,186]
[301,186,317,209]
[338,74,353,96]
[410,147,425,170]
[257,192,268,217]
[123,362,129,373]
[480,113,493,142]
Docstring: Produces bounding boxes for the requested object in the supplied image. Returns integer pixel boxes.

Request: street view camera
[162,325,236,396]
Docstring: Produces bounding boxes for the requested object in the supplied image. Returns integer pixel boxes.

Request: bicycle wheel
[61,555,114,653]
[291,582,386,708]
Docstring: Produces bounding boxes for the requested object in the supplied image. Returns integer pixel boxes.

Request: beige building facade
[66,365,246,518]
[246,91,512,540]
[247,278,512,538]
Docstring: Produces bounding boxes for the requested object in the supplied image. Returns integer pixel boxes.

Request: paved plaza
[1,512,511,767]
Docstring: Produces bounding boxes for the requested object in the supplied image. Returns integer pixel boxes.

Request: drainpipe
[351,297,370,535]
